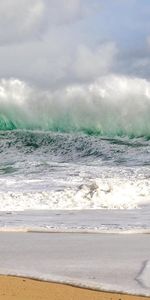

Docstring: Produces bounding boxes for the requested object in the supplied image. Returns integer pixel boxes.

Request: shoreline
[0,232,150,296]
[1,228,150,234]
[1,208,150,234]
[0,276,150,300]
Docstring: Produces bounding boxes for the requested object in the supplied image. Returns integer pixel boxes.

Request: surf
[0,75,150,138]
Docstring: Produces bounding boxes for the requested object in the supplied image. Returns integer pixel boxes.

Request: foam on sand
[0,232,150,296]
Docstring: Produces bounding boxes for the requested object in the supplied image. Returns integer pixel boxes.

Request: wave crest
[0,75,150,137]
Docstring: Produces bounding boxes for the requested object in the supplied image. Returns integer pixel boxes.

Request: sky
[0,0,150,90]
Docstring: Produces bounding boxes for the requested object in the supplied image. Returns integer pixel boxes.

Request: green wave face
[0,112,149,139]
[0,76,150,138]
[0,101,149,138]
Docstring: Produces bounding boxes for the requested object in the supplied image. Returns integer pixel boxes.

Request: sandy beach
[1,276,150,300]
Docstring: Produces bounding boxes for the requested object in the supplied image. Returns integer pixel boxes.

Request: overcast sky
[0,0,150,89]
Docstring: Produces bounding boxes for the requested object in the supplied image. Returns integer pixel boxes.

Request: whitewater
[0,75,150,297]
[0,75,150,232]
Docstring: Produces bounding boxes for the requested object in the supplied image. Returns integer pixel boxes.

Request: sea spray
[0,75,150,137]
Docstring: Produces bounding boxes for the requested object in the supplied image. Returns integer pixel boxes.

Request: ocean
[0,130,149,232]
[0,76,150,232]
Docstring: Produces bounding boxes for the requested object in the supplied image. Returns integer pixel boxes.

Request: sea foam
[0,75,150,137]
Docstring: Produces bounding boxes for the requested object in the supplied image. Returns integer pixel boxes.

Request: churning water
[0,76,149,231]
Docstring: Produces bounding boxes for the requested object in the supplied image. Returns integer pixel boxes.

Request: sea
[0,130,149,232]
[0,76,150,232]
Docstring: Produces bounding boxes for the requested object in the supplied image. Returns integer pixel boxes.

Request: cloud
[0,0,45,45]
[0,0,99,46]
[0,0,148,89]
[45,0,84,25]
[45,0,100,26]
[147,36,150,49]
[0,35,118,88]
[116,41,150,79]
[72,42,118,81]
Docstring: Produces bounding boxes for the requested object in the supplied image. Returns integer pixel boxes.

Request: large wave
[0,75,150,137]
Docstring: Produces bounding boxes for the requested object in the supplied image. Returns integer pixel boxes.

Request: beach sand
[0,276,150,300]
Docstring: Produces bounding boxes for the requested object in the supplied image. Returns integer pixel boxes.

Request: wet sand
[0,233,150,295]
[0,276,150,300]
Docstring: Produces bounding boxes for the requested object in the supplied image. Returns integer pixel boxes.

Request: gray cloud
[72,42,118,82]
[0,0,45,45]
[0,0,98,46]
[0,0,149,90]
[45,0,86,25]
[0,0,104,88]
[0,39,118,88]
[116,40,150,79]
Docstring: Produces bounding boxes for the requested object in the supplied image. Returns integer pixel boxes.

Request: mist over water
[0,75,150,138]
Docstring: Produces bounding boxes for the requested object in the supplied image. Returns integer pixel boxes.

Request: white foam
[0,209,150,233]
[0,233,150,296]
[0,178,149,211]
[137,260,150,289]
[0,75,150,135]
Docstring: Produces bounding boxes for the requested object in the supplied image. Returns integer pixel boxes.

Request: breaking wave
[0,177,149,211]
[0,75,150,138]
